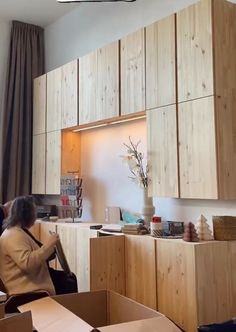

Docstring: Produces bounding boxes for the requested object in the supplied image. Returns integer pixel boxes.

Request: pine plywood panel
[178,97,218,199]
[47,67,62,132]
[195,241,231,326]
[33,74,46,135]
[90,236,125,295]
[177,0,214,102]
[32,134,46,194]
[46,131,61,195]
[125,235,157,310]
[213,0,236,199]
[147,106,178,198]
[227,241,236,318]
[61,60,78,129]
[79,51,97,125]
[146,15,176,109]
[39,222,57,269]
[156,239,197,332]
[61,131,81,176]
[97,41,119,120]
[120,28,145,115]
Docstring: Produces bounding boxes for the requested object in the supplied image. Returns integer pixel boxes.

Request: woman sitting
[0,196,59,296]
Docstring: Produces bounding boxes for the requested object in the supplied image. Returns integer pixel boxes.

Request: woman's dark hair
[7,196,36,229]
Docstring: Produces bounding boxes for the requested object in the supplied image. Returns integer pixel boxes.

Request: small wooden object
[183,222,199,242]
[196,214,214,241]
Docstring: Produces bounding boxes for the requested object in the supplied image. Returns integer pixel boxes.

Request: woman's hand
[45,233,59,248]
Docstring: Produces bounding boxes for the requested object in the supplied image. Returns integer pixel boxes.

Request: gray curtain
[0,21,45,202]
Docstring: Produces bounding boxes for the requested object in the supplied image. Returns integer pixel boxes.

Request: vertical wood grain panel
[61,131,81,176]
[177,0,214,102]
[178,97,218,199]
[147,105,179,198]
[46,130,61,195]
[33,74,46,135]
[125,235,157,310]
[120,28,145,115]
[97,41,119,120]
[156,239,197,332]
[213,0,236,199]
[32,134,46,195]
[146,15,176,109]
[61,60,78,129]
[47,67,62,132]
[90,236,125,295]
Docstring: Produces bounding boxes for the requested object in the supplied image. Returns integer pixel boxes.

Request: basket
[213,216,236,241]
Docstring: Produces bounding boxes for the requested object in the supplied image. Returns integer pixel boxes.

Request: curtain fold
[0,20,45,202]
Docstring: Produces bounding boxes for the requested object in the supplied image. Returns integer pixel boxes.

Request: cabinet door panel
[47,67,62,132]
[146,15,176,109]
[33,75,46,135]
[177,0,213,102]
[97,41,119,120]
[61,60,78,129]
[178,97,217,198]
[32,134,46,194]
[121,28,145,115]
[46,131,61,195]
[147,105,179,198]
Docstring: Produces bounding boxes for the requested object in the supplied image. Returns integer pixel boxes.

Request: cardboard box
[18,290,181,332]
[0,303,33,332]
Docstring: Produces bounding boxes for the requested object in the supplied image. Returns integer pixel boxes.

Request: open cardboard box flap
[0,303,33,332]
[18,290,182,332]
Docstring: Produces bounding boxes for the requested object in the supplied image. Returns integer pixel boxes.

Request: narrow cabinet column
[47,67,62,132]
[33,74,46,135]
[120,28,145,115]
[32,134,46,194]
[146,15,176,109]
[46,130,61,195]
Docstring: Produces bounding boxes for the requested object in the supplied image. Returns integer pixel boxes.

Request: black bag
[198,319,236,332]
[48,267,78,295]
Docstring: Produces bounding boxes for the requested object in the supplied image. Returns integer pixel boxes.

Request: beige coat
[0,226,55,295]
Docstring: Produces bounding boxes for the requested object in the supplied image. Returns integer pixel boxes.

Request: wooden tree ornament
[195,214,214,241]
[183,222,199,242]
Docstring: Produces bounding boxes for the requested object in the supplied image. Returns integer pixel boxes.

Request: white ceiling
[0,0,78,27]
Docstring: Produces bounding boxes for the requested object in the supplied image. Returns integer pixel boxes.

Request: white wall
[44,0,236,228]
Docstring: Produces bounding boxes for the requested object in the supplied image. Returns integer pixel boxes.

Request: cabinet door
[120,28,145,115]
[178,97,218,199]
[46,131,61,195]
[47,67,62,132]
[97,41,119,120]
[177,0,213,102]
[61,60,78,129]
[33,74,46,135]
[146,15,176,109]
[125,235,157,309]
[32,134,46,194]
[147,105,179,198]
[79,51,97,125]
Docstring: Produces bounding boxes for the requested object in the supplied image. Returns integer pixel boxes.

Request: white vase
[141,187,155,227]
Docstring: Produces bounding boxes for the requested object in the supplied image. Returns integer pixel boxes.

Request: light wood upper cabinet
[33,75,46,135]
[47,67,62,132]
[146,15,176,109]
[61,60,78,129]
[147,105,179,198]
[120,28,145,115]
[177,0,214,102]
[46,130,61,195]
[79,41,119,125]
[178,96,217,199]
[32,134,46,195]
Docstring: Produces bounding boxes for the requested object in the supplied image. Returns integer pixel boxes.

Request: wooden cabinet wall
[33,74,46,135]
[47,67,62,132]
[120,28,145,115]
[79,41,119,125]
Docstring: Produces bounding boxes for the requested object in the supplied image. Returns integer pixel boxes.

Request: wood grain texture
[146,15,176,109]
[46,130,61,195]
[178,96,218,199]
[125,235,157,310]
[177,0,214,102]
[32,134,46,195]
[33,74,46,135]
[61,131,81,176]
[156,239,197,332]
[47,67,62,132]
[120,28,145,115]
[213,0,236,199]
[90,236,125,295]
[61,60,78,129]
[147,105,179,198]
[39,222,57,269]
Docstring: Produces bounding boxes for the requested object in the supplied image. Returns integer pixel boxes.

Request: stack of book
[121,223,148,235]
